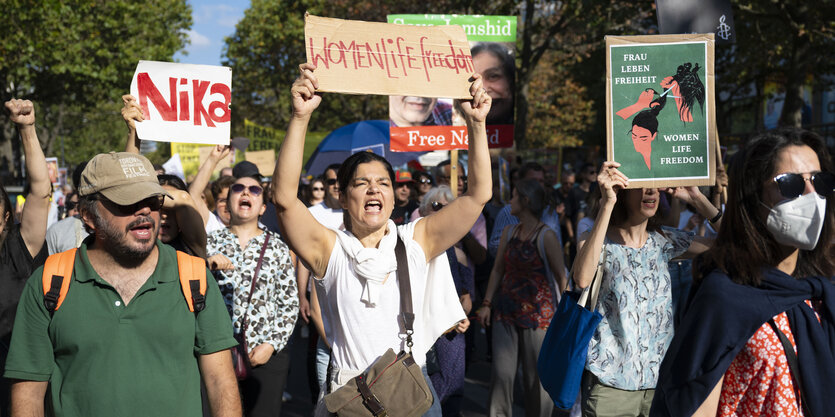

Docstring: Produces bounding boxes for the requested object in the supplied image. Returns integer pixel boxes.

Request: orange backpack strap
[177,251,207,312]
[42,248,78,312]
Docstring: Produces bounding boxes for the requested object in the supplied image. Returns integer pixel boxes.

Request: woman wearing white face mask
[651,128,835,417]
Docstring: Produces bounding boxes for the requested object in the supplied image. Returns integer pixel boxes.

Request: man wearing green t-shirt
[4,152,241,417]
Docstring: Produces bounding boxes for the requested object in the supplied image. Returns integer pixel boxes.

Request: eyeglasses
[312,187,324,191]
[230,183,263,196]
[418,178,432,185]
[431,201,445,211]
[325,178,338,186]
[773,172,834,199]
[102,195,165,216]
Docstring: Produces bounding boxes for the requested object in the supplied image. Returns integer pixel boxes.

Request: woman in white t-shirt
[272,63,493,415]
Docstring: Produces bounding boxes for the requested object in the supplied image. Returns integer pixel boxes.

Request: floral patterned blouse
[585,226,693,390]
[208,227,298,352]
[717,301,817,416]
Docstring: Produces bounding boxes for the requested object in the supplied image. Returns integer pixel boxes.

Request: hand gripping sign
[130,61,232,145]
[304,13,474,99]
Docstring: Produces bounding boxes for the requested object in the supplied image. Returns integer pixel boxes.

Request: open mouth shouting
[642,197,657,210]
[364,199,383,214]
[127,217,156,241]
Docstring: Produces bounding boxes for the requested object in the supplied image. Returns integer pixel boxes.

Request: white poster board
[130,60,232,145]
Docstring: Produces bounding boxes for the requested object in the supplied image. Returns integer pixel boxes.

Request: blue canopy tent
[303,120,426,176]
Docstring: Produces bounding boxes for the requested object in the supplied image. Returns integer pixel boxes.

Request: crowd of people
[0,60,833,417]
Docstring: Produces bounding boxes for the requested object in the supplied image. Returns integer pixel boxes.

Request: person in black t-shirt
[390,170,419,225]
[1,99,51,414]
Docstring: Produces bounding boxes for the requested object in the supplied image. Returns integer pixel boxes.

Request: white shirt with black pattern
[208,227,299,353]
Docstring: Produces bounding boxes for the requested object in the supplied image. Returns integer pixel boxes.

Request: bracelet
[709,210,722,224]
[481,299,492,308]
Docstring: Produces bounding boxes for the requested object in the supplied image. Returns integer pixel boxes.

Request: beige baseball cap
[78,152,171,205]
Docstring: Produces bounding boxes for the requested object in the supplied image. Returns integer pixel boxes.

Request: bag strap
[577,244,606,310]
[42,248,78,312]
[176,251,208,312]
[534,224,559,305]
[768,318,814,417]
[241,233,271,335]
[394,233,415,352]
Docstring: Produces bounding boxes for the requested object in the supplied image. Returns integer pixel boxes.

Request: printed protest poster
[244,150,276,177]
[387,14,516,152]
[130,60,232,145]
[244,119,284,151]
[45,157,60,186]
[304,13,473,99]
[606,34,716,188]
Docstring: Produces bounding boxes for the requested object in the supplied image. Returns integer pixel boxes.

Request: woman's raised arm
[271,63,335,278]
[573,162,628,289]
[414,75,493,261]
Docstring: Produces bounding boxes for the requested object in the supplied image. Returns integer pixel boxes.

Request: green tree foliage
[224,0,481,136]
[0,0,192,179]
[716,1,835,131]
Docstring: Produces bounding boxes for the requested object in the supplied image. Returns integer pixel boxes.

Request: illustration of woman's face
[389,96,437,127]
[631,125,657,170]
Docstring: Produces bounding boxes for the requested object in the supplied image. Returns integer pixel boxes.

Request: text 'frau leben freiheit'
[614,53,658,85]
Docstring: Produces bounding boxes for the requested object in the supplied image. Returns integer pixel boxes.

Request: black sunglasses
[773,172,834,199]
[431,201,445,211]
[102,195,165,215]
[312,187,324,191]
[325,178,338,186]
[230,183,263,196]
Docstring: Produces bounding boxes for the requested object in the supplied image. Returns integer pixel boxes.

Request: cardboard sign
[304,14,473,99]
[606,34,716,188]
[656,0,735,43]
[244,119,283,151]
[244,150,276,178]
[130,60,232,145]
[387,14,516,152]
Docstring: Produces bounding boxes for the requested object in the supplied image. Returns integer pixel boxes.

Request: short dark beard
[94,214,157,267]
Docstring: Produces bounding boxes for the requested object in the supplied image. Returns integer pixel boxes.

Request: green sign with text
[607,34,716,188]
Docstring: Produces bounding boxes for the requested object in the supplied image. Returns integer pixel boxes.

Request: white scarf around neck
[332,220,399,306]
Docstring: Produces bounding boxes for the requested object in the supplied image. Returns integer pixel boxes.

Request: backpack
[41,248,208,313]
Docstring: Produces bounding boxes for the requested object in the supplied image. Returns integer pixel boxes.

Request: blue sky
[173,0,250,66]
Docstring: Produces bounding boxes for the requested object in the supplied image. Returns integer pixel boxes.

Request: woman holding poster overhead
[272,63,492,416]
[651,128,835,417]
[571,161,718,417]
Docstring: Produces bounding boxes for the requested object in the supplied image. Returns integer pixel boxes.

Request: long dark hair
[694,128,835,285]
[672,62,705,121]
[514,179,546,219]
[632,93,667,135]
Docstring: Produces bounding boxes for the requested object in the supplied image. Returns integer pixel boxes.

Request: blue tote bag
[537,248,606,409]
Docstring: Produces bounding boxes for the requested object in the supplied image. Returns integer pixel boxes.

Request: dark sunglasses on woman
[431,201,445,211]
[230,183,263,196]
[773,171,834,199]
